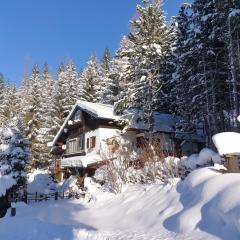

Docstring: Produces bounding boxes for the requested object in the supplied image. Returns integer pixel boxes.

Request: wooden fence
[8,191,85,204]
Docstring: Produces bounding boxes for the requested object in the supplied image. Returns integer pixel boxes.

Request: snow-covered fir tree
[51,64,69,136]
[114,36,136,113]
[33,64,54,167]
[64,59,80,114]
[114,0,174,130]
[27,64,43,167]
[99,48,121,104]
[0,83,15,127]
[15,74,31,123]
[227,1,240,129]
[0,118,31,197]
[81,55,102,102]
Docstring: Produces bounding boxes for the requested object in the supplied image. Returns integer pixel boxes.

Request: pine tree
[114,0,174,130]
[227,1,240,128]
[0,73,4,107]
[102,48,112,73]
[51,64,68,136]
[99,49,120,104]
[13,74,32,134]
[0,83,15,126]
[171,3,197,132]
[33,64,54,167]
[27,64,43,167]
[0,118,31,197]
[113,36,136,113]
[171,0,234,143]
[81,55,102,102]
[64,59,79,113]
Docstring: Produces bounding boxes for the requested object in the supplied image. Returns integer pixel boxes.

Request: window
[67,139,78,153]
[66,136,84,154]
[90,136,96,148]
[87,136,96,149]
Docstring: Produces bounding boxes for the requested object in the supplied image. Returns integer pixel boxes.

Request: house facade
[51,101,205,182]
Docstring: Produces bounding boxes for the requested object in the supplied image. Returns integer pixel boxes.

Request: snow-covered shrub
[60,176,83,197]
[99,138,181,193]
[180,148,222,173]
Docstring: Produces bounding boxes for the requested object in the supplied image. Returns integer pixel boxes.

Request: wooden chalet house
[51,101,121,181]
[51,101,205,182]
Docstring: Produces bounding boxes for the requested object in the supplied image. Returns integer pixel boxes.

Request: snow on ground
[2,167,240,239]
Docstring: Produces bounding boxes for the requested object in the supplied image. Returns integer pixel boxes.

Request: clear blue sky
[0,0,189,85]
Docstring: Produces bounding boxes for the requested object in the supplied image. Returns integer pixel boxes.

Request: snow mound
[212,132,240,155]
[164,168,240,239]
[183,148,221,170]
[27,169,56,194]
[60,176,80,194]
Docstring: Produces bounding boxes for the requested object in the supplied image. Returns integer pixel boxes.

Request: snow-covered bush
[99,138,181,193]
[180,148,222,173]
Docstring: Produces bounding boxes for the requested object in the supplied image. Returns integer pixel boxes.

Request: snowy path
[0,200,216,240]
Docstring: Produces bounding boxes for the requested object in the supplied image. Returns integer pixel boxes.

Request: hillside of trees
[0,0,240,167]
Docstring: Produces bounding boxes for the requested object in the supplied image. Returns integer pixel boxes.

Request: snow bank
[60,176,81,194]
[3,167,240,239]
[27,169,56,194]
[182,148,221,170]
[164,168,240,239]
[212,132,240,155]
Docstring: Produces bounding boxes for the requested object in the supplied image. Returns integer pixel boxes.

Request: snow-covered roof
[122,109,177,133]
[76,101,118,120]
[53,101,183,147]
[52,101,119,146]
[61,154,102,168]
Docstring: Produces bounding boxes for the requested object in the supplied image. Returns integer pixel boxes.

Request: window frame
[90,136,96,148]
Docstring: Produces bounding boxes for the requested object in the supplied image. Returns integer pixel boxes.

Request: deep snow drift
[1,167,240,239]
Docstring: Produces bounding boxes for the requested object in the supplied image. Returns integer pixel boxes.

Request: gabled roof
[52,101,181,147]
[76,101,118,120]
[52,101,119,146]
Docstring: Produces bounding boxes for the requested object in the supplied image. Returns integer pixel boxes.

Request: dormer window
[74,110,82,122]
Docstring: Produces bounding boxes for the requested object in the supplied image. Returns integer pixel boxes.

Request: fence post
[35,192,37,202]
[24,193,27,204]
[11,203,16,217]
[55,192,58,200]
